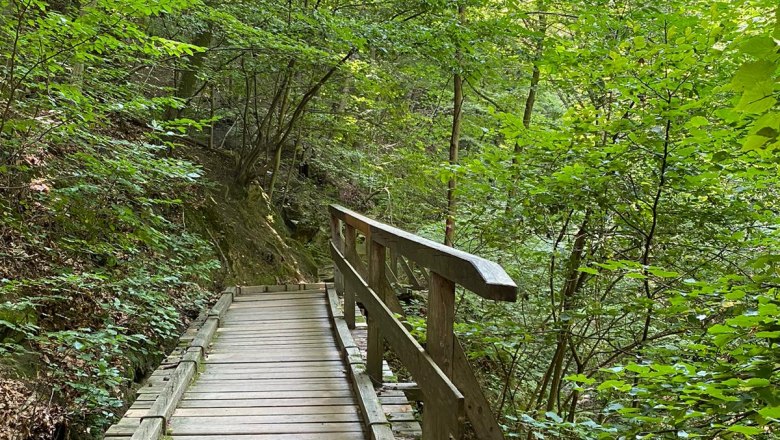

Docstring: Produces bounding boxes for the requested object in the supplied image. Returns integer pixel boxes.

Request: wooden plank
[170,413,363,425]
[109,415,365,432]
[208,341,338,350]
[193,372,347,381]
[225,306,328,315]
[187,382,352,393]
[385,260,399,284]
[177,397,359,408]
[145,376,347,387]
[387,411,417,422]
[211,337,332,344]
[130,399,361,411]
[170,434,366,440]
[236,285,266,294]
[108,306,215,438]
[171,405,360,417]
[227,299,326,308]
[205,345,340,354]
[193,376,347,383]
[131,347,209,438]
[219,319,332,330]
[169,422,366,435]
[181,390,356,400]
[233,293,324,302]
[131,308,222,440]
[226,302,327,310]
[332,214,345,296]
[215,329,330,338]
[223,310,331,317]
[197,360,345,370]
[197,372,348,381]
[241,284,325,297]
[203,352,342,363]
[379,396,412,405]
[222,315,333,323]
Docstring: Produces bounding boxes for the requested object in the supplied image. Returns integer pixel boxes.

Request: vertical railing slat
[423,271,457,439]
[343,224,357,329]
[366,237,386,383]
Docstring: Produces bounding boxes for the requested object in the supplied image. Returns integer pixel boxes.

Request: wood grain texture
[173,286,367,439]
[330,204,516,301]
[109,285,370,440]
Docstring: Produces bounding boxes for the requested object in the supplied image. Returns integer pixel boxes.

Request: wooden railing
[329,205,517,440]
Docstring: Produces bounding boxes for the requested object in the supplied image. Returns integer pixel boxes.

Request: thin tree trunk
[209,83,215,148]
[507,9,546,207]
[444,5,465,247]
[531,214,589,415]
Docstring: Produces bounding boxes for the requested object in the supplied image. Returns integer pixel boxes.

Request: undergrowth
[0,132,219,438]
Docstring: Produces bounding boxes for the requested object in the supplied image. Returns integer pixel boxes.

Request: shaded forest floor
[0,121,323,439]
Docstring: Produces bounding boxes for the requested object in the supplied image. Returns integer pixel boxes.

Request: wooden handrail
[329,205,517,440]
[330,204,517,301]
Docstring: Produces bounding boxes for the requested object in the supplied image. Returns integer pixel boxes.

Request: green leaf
[707,324,734,334]
[565,374,595,384]
[544,411,563,423]
[736,84,777,114]
[758,406,780,419]
[744,378,770,388]
[724,290,746,300]
[577,266,599,275]
[686,116,708,128]
[741,36,778,58]
[598,380,631,392]
[731,61,776,91]
[647,268,679,278]
[728,425,763,435]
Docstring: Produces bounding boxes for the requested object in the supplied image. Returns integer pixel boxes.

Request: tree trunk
[533,214,589,415]
[235,50,354,188]
[165,30,212,120]
[444,5,465,247]
[507,9,546,206]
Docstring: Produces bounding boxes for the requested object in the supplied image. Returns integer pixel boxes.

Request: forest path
[104,284,401,440]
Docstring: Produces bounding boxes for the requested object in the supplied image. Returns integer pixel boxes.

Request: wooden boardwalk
[107,205,516,440]
[106,283,419,440]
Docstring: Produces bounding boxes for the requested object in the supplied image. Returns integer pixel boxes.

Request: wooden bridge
[106,205,516,440]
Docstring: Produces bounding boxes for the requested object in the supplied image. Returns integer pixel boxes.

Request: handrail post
[423,271,457,439]
[330,215,344,296]
[367,237,386,383]
[343,224,357,329]
[427,272,455,376]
